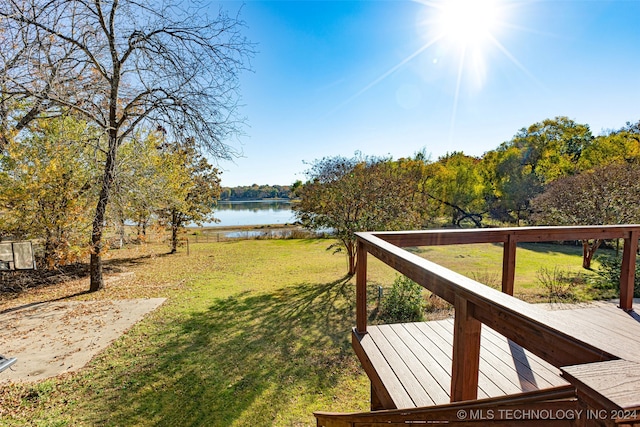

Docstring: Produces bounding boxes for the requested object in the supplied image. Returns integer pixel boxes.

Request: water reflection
[206,200,295,227]
[215,200,292,212]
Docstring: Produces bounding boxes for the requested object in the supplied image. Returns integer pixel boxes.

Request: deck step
[315,385,577,426]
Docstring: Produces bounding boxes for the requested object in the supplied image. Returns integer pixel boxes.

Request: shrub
[471,269,500,290]
[536,266,583,302]
[594,254,640,298]
[379,275,425,323]
[424,292,452,317]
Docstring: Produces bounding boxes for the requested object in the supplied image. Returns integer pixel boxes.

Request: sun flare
[436,0,502,48]
[337,0,532,140]
[414,0,520,141]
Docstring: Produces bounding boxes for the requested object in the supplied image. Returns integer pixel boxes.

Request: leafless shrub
[536,267,583,302]
[471,269,500,289]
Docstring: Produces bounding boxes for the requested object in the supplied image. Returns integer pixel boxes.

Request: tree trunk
[117,218,125,249]
[89,137,118,292]
[581,239,602,269]
[346,240,356,276]
[44,228,55,269]
[136,217,148,240]
[90,188,109,291]
[170,209,179,253]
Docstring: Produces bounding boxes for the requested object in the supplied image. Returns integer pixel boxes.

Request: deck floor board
[353,301,640,410]
[550,306,640,361]
[355,329,414,409]
[427,318,527,398]
[367,326,434,407]
[470,319,566,388]
[410,321,496,399]
[400,323,457,400]
[383,324,450,404]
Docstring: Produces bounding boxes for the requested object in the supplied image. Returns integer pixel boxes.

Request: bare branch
[0,0,253,290]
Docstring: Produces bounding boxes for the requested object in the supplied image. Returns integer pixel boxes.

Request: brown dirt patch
[0,298,165,383]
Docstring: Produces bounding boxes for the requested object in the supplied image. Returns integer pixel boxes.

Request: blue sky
[216,0,640,187]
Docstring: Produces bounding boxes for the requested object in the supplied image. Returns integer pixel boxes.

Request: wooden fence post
[620,231,638,311]
[502,234,517,295]
[450,295,481,402]
[356,239,368,334]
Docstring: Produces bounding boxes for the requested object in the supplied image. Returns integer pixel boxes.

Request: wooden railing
[355,225,640,404]
[315,386,578,427]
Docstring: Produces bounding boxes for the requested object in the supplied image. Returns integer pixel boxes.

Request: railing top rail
[355,229,630,368]
[357,224,640,247]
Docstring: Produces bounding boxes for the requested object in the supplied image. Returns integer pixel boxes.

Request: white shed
[0,241,36,270]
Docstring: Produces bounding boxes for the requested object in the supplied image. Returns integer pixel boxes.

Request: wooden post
[356,239,368,334]
[450,295,481,402]
[502,234,517,295]
[619,231,638,311]
[370,383,384,411]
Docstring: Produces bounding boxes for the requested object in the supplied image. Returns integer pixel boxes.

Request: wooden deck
[353,320,566,409]
[353,301,640,410]
[550,302,640,363]
[316,226,640,426]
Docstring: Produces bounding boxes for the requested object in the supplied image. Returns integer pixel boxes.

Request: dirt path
[0,298,165,383]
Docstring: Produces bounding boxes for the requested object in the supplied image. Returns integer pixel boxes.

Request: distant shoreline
[217,198,298,203]
[187,223,300,232]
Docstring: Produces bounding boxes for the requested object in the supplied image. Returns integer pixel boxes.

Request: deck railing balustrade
[355,225,640,404]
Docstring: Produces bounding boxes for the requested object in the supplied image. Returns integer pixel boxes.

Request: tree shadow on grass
[81,275,365,426]
[517,242,615,257]
[0,290,93,315]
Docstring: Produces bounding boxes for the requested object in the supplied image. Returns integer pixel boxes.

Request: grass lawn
[0,238,613,426]
[409,242,612,302]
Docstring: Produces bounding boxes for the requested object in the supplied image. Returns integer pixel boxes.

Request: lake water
[205,200,295,227]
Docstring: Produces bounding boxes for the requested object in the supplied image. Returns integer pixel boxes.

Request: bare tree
[0,0,253,291]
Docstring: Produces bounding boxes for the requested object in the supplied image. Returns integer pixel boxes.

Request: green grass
[408,242,611,301]
[0,240,398,426]
[0,238,613,425]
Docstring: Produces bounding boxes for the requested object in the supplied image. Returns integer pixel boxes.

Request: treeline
[220,184,296,200]
[294,116,640,274]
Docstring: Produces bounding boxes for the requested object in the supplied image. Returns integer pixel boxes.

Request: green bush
[594,254,640,298]
[379,275,425,323]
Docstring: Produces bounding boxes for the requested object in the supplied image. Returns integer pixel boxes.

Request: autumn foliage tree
[0,1,252,291]
[579,121,640,170]
[294,155,421,275]
[425,152,486,227]
[0,116,98,267]
[481,147,543,225]
[156,142,222,253]
[482,117,593,224]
